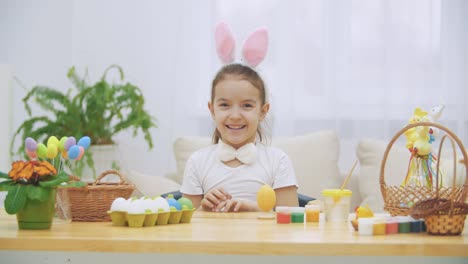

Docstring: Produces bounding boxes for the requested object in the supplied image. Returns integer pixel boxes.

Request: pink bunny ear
[242,28,269,67]
[215,22,235,64]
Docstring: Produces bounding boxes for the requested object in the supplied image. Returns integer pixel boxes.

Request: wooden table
[0,210,467,256]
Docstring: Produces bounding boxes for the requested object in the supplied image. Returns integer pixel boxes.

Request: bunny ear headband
[215,22,269,68]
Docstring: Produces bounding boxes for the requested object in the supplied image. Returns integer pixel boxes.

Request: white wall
[0,64,13,170]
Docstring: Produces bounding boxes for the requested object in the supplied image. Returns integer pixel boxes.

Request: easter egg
[139,197,155,213]
[25,137,38,151]
[47,136,59,147]
[26,149,37,159]
[76,146,85,160]
[37,143,47,159]
[127,199,146,214]
[152,196,170,212]
[166,194,181,210]
[256,184,276,212]
[64,137,76,151]
[110,197,129,211]
[77,136,91,150]
[58,137,68,151]
[177,197,194,210]
[68,145,80,159]
[46,144,58,159]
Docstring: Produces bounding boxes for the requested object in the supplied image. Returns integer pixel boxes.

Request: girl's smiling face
[209,77,269,149]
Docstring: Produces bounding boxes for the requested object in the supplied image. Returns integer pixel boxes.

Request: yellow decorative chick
[356,205,374,219]
[351,205,374,231]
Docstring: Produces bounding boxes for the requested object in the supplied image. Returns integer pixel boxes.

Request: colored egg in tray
[107,194,195,227]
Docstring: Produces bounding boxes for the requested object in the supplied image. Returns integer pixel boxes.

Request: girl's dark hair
[210,63,269,144]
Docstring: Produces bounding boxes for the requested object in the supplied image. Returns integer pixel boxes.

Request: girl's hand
[215,199,258,212]
[201,187,232,211]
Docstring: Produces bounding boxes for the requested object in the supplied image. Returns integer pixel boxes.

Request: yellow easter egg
[46,144,58,159]
[47,136,59,147]
[256,185,276,212]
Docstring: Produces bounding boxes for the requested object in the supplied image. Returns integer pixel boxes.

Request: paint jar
[291,207,305,223]
[396,216,411,233]
[305,204,321,223]
[321,189,352,222]
[373,218,386,235]
[385,217,399,234]
[358,217,375,236]
[410,218,424,233]
[276,206,291,224]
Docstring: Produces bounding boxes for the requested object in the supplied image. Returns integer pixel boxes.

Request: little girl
[180,63,299,212]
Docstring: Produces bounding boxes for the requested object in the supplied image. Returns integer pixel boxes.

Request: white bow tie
[217,140,257,165]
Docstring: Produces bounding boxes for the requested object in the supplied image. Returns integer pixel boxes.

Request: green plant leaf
[4,184,27,214]
[26,185,50,202]
[0,171,9,179]
[39,171,70,188]
[0,179,14,192]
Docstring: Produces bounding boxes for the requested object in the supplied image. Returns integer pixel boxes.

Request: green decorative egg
[177,197,194,210]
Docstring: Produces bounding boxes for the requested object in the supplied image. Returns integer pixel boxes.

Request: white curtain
[1,0,467,176]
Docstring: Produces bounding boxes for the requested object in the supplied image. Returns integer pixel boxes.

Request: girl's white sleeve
[272,152,298,190]
[180,155,203,195]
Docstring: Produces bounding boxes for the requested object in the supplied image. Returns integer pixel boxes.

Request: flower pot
[16,188,56,229]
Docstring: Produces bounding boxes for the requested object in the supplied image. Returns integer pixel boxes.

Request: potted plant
[0,135,87,229]
[10,65,157,178]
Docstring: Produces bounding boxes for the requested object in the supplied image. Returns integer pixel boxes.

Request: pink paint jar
[386,218,398,234]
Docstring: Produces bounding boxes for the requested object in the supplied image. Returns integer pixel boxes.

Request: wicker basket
[56,170,135,222]
[408,134,468,235]
[410,198,468,235]
[380,122,468,216]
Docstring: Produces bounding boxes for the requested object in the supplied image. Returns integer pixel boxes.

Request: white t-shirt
[180,143,298,202]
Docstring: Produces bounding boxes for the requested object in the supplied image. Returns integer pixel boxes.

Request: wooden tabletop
[0,210,467,256]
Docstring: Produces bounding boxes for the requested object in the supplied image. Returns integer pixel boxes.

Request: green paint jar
[291,207,305,223]
[397,216,411,233]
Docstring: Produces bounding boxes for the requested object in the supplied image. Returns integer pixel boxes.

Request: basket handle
[435,135,457,199]
[379,122,468,202]
[93,170,127,185]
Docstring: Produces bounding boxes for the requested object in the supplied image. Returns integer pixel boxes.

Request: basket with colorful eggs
[107,194,196,227]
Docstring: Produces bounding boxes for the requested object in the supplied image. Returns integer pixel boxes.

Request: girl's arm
[183,188,232,211]
[275,185,299,207]
[182,193,203,210]
[216,199,259,212]
[215,185,299,212]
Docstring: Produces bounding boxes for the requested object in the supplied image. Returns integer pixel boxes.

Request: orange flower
[8,160,56,181]
[35,161,57,176]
